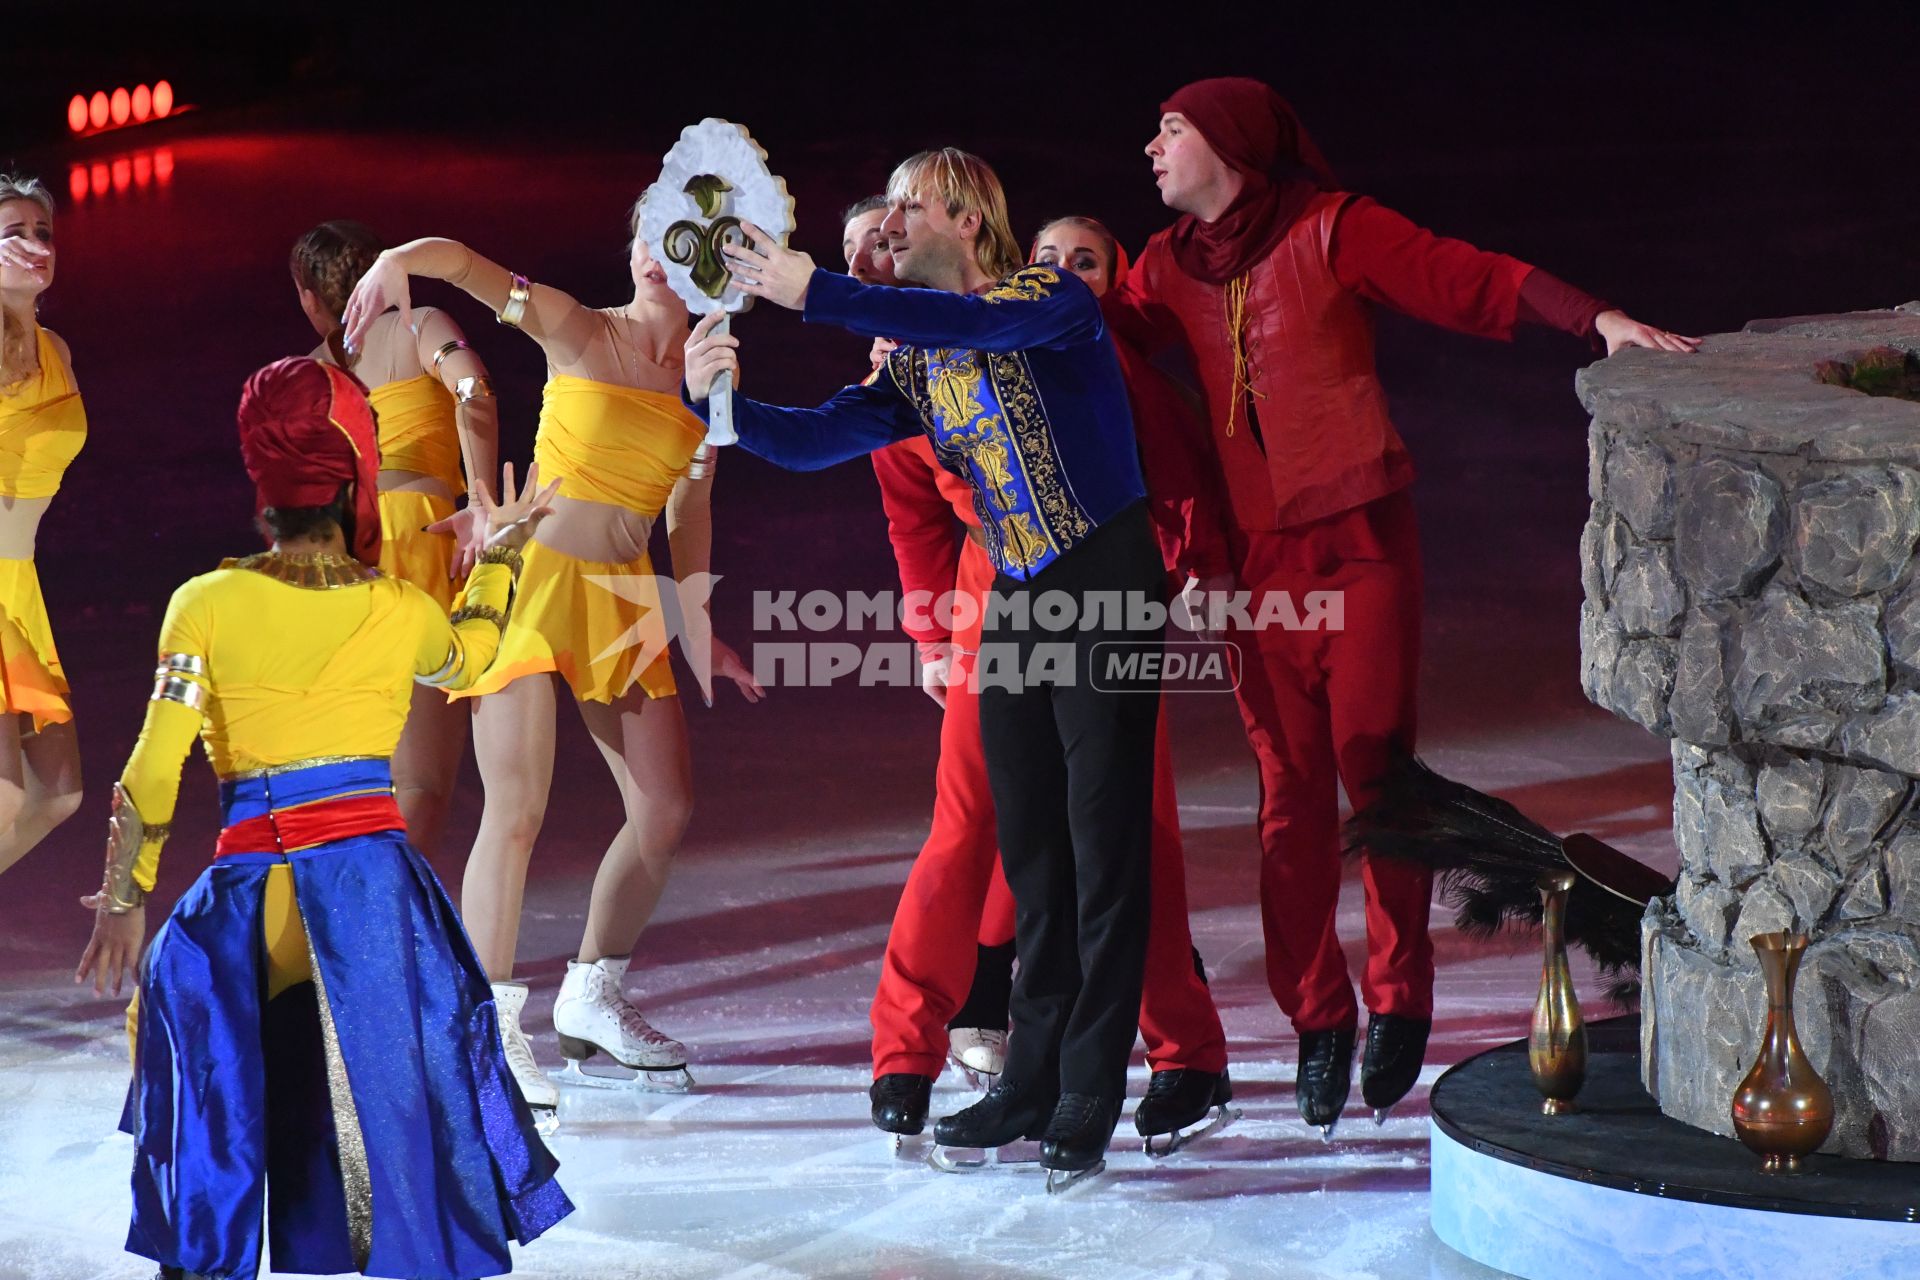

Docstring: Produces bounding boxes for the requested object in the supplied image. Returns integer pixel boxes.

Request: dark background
[3,4,1917,909]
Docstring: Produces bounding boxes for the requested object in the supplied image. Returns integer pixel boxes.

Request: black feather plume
[1345,751,1653,1003]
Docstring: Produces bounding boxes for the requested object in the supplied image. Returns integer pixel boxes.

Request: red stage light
[110,88,131,126]
[154,149,175,183]
[132,84,152,122]
[111,158,131,193]
[133,153,152,187]
[68,167,87,202]
[152,81,174,119]
[67,95,88,133]
[90,163,109,198]
[88,92,109,130]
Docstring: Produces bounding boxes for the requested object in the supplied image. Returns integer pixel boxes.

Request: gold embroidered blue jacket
[697,265,1148,580]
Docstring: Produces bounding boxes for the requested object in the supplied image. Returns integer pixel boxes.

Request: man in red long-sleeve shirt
[1114,77,1698,1136]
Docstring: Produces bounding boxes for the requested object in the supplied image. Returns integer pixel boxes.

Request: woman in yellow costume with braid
[291,220,500,858]
[0,174,85,876]
[342,189,762,1121]
[74,357,569,1280]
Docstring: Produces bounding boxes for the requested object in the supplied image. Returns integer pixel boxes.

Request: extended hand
[74,905,145,998]
[919,642,954,709]
[685,311,741,401]
[1595,310,1701,356]
[712,637,765,704]
[425,504,490,579]
[869,336,899,373]
[722,221,815,310]
[341,250,416,354]
[475,461,562,552]
[0,234,51,274]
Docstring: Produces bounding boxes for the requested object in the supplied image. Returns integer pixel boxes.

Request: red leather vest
[1132,191,1413,531]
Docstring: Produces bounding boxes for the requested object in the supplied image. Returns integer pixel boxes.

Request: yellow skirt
[454,537,676,704]
[377,490,464,611]
[0,557,70,732]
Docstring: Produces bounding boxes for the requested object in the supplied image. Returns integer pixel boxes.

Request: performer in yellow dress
[74,357,568,1280]
[0,174,85,876]
[290,220,501,857]
[341,190,762,1118]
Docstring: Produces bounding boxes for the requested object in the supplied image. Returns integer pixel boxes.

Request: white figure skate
[491,981,559,1135]
[552,957,694,1093]
[946,1027,1008,1092]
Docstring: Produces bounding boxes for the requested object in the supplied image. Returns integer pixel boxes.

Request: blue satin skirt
[123,764,571,1280]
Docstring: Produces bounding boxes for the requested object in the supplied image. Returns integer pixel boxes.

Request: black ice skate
[1296,1026,1356,1141]
[1133,1067,1239,1157]
[928,1080,1051,1173]
[1039,1093,1118,1193]
[871,1073,933,1154]
[1361,1013,1431,1124]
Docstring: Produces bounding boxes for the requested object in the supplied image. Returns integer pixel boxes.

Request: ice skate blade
[928,1144,992,1173]
[1317,1122,1337,1143]
[1141,1103,1242,1158]
[1371,1106,1391,1127]
[888,1132,925,1159]
[531,1105,560,1138]
[1044,1159,1105,1195]
[558,1058,695,1094]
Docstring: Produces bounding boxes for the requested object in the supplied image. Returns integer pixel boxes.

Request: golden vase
[1730,931,1833,1174]
[1528,869,1587,1115]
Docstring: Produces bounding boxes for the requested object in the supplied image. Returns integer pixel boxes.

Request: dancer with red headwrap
[74,357,568,1280]
[1115,78,1697,1135]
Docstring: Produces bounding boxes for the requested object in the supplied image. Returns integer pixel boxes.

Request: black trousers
[977,501,1165,1101]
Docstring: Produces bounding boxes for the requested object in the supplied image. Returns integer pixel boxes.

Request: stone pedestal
[1578,306,1920,1158]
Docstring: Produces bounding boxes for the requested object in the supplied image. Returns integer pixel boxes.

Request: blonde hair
[0,174,56,393]
[885,148,1024,281]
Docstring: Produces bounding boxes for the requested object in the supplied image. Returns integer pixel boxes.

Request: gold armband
[155,652,206,678]
[454,374,495,404]
[417,642,465,688]
[685,442,718,481]
[476,544,523,577]
[151,673,208,713]
[498,273,531,329]
[430,338,471,375]
[85,783,159,913]
[448,602,509,633]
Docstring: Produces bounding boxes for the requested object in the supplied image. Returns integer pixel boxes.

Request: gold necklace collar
[225,551,381,590]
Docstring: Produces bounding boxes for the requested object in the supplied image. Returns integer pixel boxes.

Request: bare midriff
[0,496,52,559]
[531,492,655,563]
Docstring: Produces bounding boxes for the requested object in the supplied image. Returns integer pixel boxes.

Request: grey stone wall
[1581,306,1920,1158]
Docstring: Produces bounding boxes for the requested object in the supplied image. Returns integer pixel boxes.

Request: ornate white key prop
[640,118,793,447]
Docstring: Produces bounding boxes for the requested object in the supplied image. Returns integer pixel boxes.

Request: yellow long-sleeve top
[122,552,515,892]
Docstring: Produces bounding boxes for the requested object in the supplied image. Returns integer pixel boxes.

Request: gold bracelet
[498,273,531,329]
[454,374,495,404]
[477,544,524,576]
[449,602,509,633]
[431,338,471,375]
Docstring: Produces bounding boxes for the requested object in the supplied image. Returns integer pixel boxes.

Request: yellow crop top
[367,373,464,495]
[0,326,87,501]
[120,553,515,890]
[530,375,704,513]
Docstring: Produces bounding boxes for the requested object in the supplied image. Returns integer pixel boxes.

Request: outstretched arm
[683,311,920,471]
[342,237,602,362]
[1330,197,1698,354]
[721,221,1101,352]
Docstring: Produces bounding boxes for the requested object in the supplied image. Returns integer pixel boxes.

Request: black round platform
[1427,1015,1920,1279]
[1430,1013,1920,1222]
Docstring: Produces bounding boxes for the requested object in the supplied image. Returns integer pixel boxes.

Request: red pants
[1227,492,1434,1034]
[871,543,1228,1080]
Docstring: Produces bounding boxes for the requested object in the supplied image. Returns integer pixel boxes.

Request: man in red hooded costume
[1113,77,1696,1135]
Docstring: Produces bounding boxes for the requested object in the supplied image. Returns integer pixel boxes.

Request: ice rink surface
[5,19,1911,1273]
